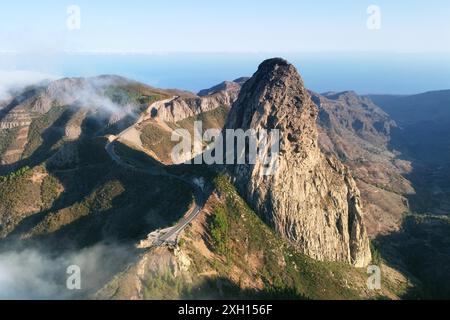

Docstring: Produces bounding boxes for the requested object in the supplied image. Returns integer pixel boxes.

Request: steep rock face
[0,108,32,129]
[198,77,249,97]
[315,91,396,146]
[224,58,371,267]
[151,79,246,123]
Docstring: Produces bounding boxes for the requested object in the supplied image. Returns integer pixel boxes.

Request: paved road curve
[104,97,205,247]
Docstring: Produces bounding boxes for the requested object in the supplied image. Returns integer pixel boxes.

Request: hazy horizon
[1,52,450,95]
[1,1,449,95]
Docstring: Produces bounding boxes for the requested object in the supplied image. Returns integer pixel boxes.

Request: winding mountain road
[104,97,205,248]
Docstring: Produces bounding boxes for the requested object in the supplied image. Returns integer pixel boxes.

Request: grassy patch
[0,167,42,237]
[104,86,168,110]
[23,107,68,159]
[176,174,365,300]
[101,172,407,300]
[40,173,61,210]
[174,106,229,135]
[0,166,30,183]
[209,206,230,256]
[140,122,176,162]
[0,127,20,156]
[376,212,450,299]
[143,269,187,300]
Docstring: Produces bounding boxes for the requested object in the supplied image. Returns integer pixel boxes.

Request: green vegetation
[377,212,450,299]
[100,172,411,300]
[0,121,193,249]
[40,173,61,210]
[104,86,167,110]
[26,161,193,247]
[171,174,373,300]
[173,106,229,136]
[139,106,228,163]
[31,178,126,236]
[209,206,230,256]
[143,269,186,300]
[404,211,450,223]
[0,166,30,183]
[140,122,177,163]
[0,166,43,237]
[0,127,19,156]
[370,242,382,266]
[23,106,68,159]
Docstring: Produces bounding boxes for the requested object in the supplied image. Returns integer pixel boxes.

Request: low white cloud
[0,243,133,300]
[0,70,58,101]
[0,71,139,127]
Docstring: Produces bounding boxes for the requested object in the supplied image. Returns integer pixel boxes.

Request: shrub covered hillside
[97,174,414,300]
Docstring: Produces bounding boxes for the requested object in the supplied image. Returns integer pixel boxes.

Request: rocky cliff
[224,58,371,267]
[198,78,249,97]
[150,78,246,123]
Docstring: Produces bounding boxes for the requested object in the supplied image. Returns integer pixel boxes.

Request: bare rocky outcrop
[150,79,246,123]
[224,58,371,267]
[0,108,32,129]
[198,78,249,97]
[314,90,396,147]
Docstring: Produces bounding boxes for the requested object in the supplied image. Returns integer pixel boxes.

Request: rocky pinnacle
[224,58,372,267]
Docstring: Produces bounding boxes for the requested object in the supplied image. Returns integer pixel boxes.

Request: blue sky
[0,1,449,94]
[1,0,449,53]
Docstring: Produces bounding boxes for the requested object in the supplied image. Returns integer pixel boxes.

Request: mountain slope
[369,91,450,214]
[313,91,414,236]
[0,75,170,173]
[98,174,410,300]
[369,90,450,126]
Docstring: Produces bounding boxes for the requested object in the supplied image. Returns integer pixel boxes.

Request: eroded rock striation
[224,58,371,267]
[151,78,246,123]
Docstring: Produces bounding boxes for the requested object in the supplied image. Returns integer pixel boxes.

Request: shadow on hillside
[0,87,41,121]
[0,137,214,298]
[374,215,450,299]
[181,276,306,300]
[388,124,450,214]
[0,107,76,176]
[1,139,211,256]
[0,98,217,253]
[0,106,140,175]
